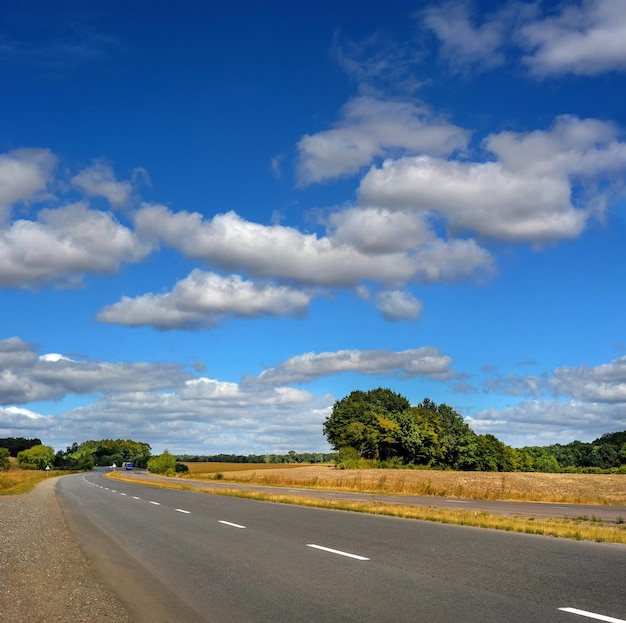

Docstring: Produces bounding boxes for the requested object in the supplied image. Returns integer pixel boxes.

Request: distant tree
[0,447,10,471]
[147,450,177,474]
[475,434,517,472]
[414,399,480,470]
[17,445,55,470]
[0,437,42,457]
[323,388,418,462]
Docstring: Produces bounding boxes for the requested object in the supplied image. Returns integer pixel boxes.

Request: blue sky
[1,0,625,455]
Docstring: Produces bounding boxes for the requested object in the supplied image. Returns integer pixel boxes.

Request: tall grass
[190,465,626,505]
[0,469,65,495]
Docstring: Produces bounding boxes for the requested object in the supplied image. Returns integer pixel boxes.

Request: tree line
[323,388,626,473]
[3,394,625,474]
[176,451,337,464]
[0,437,152,471]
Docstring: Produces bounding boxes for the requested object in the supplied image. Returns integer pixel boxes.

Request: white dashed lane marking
[219,520,246,529]
[307,544,369,561]
[559,608,626,623]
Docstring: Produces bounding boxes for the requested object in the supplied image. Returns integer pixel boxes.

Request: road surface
[57,470,626,623]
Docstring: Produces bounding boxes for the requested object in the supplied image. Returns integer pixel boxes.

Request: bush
[147,450,176,474]
[174,462,189,473]
[17,445,55,470]
[0,448,9,471]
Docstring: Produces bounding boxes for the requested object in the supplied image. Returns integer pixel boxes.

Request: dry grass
[111,471,626,544]
[181,463,626,505]
[0,465,65,495]
[184,462,310,474]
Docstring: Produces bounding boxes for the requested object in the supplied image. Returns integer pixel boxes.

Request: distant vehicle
[125,462,133,470]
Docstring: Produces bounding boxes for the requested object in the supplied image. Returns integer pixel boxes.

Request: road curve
[57,470,626,623]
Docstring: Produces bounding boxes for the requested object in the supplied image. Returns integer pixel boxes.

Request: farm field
[181,463,626,505]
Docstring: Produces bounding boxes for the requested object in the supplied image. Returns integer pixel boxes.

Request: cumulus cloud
[0,148,57,217]
[296,96,469,185]
[376,290,423,322]
[359,116,626,243]
[550,356,626,403]
[97,269,312,331]
[519,0,626,76]
[135,204,493,289]
[0,202,151,289]
[420,0,626,77]
[421,1,507,71]
[469,400,626,447]
[0,337,191,405]
[54,383,334,454]
[71,160,134,207]
[245,347,454,388]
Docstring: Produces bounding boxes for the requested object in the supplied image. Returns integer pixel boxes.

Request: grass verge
[0,469,67,495]
[109,472,626,545]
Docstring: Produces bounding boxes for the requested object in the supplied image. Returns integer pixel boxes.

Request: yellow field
[184,462,315,474]
[182,463,626,505]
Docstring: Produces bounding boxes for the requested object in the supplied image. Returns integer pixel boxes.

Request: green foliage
[0,437,42,457]
[147,450,177,474]
[17,444,55,470]
[324,388,416,462]
[73,439,151,468]
[174,461,189,473]
[0,447,10,471]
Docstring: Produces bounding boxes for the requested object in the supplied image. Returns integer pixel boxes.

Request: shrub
[147,450,176,474]
[0,448,9,471]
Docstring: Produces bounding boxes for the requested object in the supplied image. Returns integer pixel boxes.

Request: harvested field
[185,464,626,505]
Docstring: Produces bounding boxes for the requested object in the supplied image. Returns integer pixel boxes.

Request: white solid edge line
[218,520,246,529]
[175,508,191,514]
[307,544,369,561]
[559,608,626,623]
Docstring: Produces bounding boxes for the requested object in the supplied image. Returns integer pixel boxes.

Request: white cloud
[0,202,151,289]
[550,356,626,403]
[56,384,334,455]
[376,290,423,322]
[359,116,626,243]
[245,347,454,388]
[470,400,626,447]
[328,206,433,254]
[520,0,626,76]
[0,148,57,217]
[296,96,469,185]
[97,269,312,331]
[0,337,191,405]
[135,204,493,289]
[71,160,134,207]
[421,1,506,71]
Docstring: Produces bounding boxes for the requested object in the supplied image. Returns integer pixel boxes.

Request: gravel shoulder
[0,476,132,623]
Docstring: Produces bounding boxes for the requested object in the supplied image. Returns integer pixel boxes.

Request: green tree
[323,388,419,462]
[147,450,177,474]
[0,447,10,471]
[0,437,42,457]
[17,445,55,470]
[414,400,480,470]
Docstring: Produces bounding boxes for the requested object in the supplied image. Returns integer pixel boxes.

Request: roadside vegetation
[110,467,626,544]
[0,457,68,495]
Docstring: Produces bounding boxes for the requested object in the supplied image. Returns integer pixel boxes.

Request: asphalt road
[57,470,626,623]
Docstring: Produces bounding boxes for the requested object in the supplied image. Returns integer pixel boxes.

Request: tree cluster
[0,437,42,457]
[323,388,626,473]
[147,450,189,475]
